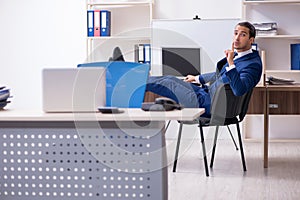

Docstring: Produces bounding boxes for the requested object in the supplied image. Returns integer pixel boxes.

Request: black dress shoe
[109,46,125,61]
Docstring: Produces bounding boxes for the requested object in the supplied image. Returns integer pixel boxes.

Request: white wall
[0,0,241,110]
[153,0,242,19]
[0,0,86,110]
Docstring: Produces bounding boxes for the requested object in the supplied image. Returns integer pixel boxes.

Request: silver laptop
[42,67,106,112]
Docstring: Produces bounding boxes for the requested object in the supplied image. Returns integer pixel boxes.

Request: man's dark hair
[237,21,256,39]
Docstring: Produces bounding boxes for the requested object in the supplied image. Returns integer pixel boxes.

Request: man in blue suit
[146,21,262,117]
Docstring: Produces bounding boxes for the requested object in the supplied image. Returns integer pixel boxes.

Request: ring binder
[87,10,94,37]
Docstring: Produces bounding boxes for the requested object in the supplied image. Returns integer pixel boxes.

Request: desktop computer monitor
[162,47,201,77]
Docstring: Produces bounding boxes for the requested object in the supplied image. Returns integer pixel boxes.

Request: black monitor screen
[162,47,200,76]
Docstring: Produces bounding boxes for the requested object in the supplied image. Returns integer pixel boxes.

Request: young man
[146,21,262,117]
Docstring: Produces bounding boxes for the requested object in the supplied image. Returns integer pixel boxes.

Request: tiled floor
[167,139,300,200]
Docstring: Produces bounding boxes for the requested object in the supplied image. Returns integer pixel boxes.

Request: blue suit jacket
[198,50,262,99]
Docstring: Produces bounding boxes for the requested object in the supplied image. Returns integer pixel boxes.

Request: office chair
[172,84,253,176]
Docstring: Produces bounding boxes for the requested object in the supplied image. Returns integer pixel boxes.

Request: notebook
[42,67,106,112]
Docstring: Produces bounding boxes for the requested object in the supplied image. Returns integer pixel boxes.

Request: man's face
[233,25,254,52]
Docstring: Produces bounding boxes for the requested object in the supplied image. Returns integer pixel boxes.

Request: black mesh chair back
[209,84,253,125]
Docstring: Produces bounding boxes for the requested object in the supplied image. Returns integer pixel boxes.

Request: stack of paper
[267,76,295,85]
[253,22,277,36]
[0,86,12,109]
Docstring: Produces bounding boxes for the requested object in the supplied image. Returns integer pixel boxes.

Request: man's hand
[184,75,196,82]
[224,42,235,66]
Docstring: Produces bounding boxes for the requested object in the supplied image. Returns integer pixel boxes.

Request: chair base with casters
[172,84,253,176]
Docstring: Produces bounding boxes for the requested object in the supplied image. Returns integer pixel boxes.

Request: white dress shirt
[194,48,253,84]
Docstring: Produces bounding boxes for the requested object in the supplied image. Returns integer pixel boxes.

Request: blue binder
[77,62,150,108]
[100,10,111,36]
[144,44,151,64]
[291,44,300,70]
[87,10,94,37]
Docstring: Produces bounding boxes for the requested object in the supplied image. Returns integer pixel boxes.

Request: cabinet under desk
[248,85,300,115]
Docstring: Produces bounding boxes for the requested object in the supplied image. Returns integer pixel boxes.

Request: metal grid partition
[0,121,167,200]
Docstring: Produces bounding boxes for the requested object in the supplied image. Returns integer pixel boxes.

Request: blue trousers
[146,75,211,117]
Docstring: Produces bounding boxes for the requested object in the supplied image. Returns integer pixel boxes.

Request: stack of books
[253,22,277,36]
[0,86,12,109]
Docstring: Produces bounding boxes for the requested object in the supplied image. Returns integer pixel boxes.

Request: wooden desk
[248,85,300,168]
[0,108,204,200]
[263,85,300,168]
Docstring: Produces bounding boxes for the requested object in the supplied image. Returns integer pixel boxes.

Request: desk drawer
[248,89,300,114]
[268,91,300,114]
